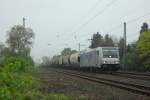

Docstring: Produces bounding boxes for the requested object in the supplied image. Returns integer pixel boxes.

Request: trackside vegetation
[0,24,78,100]
[0,25,42,99]
[0,56,40,99]
[122,23,150,71]
[136,29,150,70]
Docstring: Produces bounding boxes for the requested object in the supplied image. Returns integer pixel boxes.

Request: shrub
[0,56,38,100]
[120,52,145,71]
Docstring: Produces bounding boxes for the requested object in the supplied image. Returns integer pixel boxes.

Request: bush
[120,52,145,71]
[0,56,77,100]
[136,29,150,71]
[0,56,38,100]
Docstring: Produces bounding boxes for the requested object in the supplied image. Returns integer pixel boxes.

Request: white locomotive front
[101,47,120,70]
[80,47,120,71]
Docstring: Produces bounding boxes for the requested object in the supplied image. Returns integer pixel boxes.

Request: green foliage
[120,23,150,71]
[4,56,33,72]
[136,29,150,70]
[61,48,77,56]
[61,48,71,56]
[71,50,78,54]
[120,43,145,71]
[0,24,41,99]
[0,56,37,100]
[0,73,34,99]
[120,51,144,71]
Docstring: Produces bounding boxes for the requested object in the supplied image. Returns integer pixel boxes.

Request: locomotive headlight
[103,61,107,64]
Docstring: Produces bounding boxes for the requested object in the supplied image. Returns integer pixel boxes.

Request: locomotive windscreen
[102,48,118,58]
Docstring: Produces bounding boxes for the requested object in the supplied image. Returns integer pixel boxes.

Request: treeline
[61,48,78,56]
[89,32,115,48]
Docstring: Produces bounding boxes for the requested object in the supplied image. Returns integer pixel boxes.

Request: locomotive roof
[80,46,119,54]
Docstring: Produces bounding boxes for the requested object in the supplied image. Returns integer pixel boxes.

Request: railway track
[51,66,150,81]
[117,71,150,76]
[64,67,150,81]
[48,68,150,96]
[111,71,150,81]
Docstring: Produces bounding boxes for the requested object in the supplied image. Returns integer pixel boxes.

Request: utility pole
[78,43,80,53]
[23,17,26,28]
[88,38,93,47]
[123,22,126,70]
[22,17,26,56]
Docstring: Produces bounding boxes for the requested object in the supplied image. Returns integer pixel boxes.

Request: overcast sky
[0,0,150,61]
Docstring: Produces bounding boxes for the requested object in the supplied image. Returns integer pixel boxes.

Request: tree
[61,48,71,56]
[104,34,114,46]
[121,50,144,71]
[6,25,34,56]
[89,32,115,48]
[90,32,104,48]
[120,42,144,71]
[61,48,77,56]
[0,43,5,56]
[42,56,50,66]
[140,22,148,34]
[136,29,150,70]
[71,50,78,54]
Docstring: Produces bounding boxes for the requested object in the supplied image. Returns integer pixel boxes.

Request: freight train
[50,47,120,71]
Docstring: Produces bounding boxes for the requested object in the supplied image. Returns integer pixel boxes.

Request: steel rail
[52,69,150,96]
[111,72,150,81]
[116,71,150,77]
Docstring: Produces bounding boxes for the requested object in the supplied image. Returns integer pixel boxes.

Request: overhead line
[108,12,150,33]
[67,0,150,47]
[67,0,103,34]
[127,12,150,23]
[65,0,117,42]
[74,0,150,39]
[74,0,118,33]
[79,11,150,41]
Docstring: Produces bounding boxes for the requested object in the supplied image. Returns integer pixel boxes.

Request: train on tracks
[50,47,120,71]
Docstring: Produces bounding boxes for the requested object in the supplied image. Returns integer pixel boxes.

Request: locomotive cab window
[102,48,118,58]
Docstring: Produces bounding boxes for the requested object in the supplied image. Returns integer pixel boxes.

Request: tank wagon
[70,53,80,67]
[50,47,120,71]
[58,56,63,65]
[51,55,60,66]
[62,55,70,66]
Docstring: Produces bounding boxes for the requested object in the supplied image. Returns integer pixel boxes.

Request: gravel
[37,67,150,100]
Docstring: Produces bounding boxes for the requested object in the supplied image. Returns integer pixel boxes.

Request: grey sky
[0,0,150,61]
